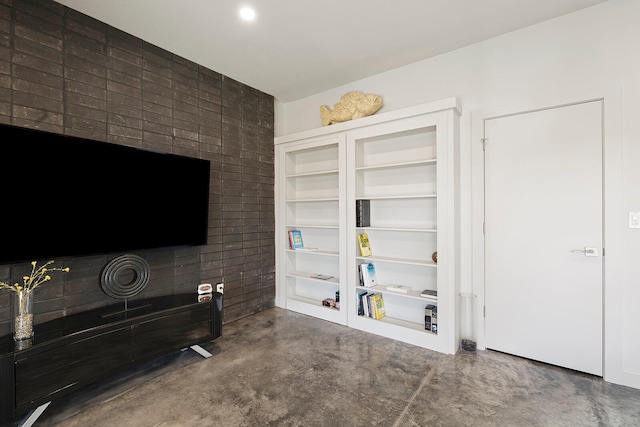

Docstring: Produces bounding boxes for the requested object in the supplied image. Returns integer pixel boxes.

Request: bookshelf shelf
[285,197,340,203]
[355,158,437,171]
[287,271,339,284]
[357,194,437,201]
[357,284,438,302]
[359,314,437,334]
[285,169,339,178]
[287,224,340,230]
[286,296,342,323]
[287,249,339,257]
[275,97,459,353]
[357,226,437,233]
[356,255,437,267]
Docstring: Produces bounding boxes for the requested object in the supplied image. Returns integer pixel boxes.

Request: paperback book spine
[357,290,368,316]
[425,304,438,333]
[356,199,370,227]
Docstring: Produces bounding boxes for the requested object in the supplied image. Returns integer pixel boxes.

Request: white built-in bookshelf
[275,98,460,353]
[275,134,347,325]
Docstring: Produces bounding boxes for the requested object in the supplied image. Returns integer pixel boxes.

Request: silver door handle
[570,247,598,257]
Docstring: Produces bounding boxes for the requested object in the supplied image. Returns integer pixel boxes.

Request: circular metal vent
[100,254,150,299]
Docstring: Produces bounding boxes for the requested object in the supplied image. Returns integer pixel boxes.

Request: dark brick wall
[0,0,275,336]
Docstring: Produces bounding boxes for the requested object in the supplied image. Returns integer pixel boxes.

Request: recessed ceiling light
[239,7,256,22]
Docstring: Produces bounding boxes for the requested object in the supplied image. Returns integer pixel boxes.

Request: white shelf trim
[287,271,340,285]
[356,227,437,233]
[287,224,339,229]
[357,284,438,302]
[356,158,437,171]
[274,97,460,145]
[286,249,339,257]
[286,169,339,178]
[285,197,339,203]
[356,194,437,200]
[357,255,438,267]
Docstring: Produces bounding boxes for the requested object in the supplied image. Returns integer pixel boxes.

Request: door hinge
[602,247,605,256]
[483,222,485,235]
[483,306,486,317]
[481,138,488,151]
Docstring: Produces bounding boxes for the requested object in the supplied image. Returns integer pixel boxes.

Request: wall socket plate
[216,283,224,294]
[197,283,212,294]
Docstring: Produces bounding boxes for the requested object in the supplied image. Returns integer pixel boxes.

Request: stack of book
[357,290,386,319]
[322,298,339,309]
[425,304,438,333]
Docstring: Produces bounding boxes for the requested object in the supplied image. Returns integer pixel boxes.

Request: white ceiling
[54,0,609,103]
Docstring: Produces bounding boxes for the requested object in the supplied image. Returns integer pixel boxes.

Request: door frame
[470,85,622,382]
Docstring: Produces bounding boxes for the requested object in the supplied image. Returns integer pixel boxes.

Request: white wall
[275,0,640,389]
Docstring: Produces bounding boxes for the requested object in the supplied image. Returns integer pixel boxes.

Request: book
[364,263,377,287]
[322,298,339,309]
[386,284,411,294]
[420,289,438,299]
[288,229,304,249]
[364,293,381,318]
[372,293,386,319]
[362,292,370,317]
[310,274,333,280]
[356,199,370,227]
[357,290,368,316]
[425,304,438,333]
[359,262,377,287]
[357,233,372,256]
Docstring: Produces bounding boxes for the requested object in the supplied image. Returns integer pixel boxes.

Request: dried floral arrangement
[1,260,70,340]
[0,260,70,294]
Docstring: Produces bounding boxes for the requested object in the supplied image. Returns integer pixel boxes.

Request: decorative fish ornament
[320,91,383,126]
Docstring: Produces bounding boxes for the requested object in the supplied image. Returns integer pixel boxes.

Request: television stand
[0,293,223,425]
[99,303,153,319]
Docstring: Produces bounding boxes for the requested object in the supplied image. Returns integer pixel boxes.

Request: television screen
[1,124,210,264]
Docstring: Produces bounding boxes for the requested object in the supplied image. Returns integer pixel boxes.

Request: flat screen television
[1,123,210,264]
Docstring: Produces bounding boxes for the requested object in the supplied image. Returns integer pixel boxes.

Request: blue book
[288,230,304,249]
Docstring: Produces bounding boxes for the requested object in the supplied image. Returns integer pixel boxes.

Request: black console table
[0,292,222,425]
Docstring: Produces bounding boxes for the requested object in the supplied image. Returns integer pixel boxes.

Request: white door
[484,100,603,376]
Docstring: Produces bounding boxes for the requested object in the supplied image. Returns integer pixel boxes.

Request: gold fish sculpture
[320,91,383,126]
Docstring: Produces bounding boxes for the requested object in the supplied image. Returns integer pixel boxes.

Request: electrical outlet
[216,283,224,294]
[197,283,212,294]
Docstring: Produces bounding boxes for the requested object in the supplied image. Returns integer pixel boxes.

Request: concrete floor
[19,307,640,427]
